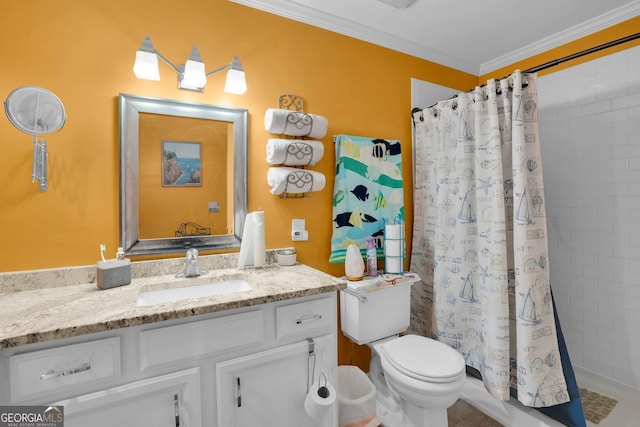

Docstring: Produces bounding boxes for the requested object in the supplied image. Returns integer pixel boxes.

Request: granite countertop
[0,251,346,349]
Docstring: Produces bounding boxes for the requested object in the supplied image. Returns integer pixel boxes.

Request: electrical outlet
[291,219,308,241]
[292,230,309,241]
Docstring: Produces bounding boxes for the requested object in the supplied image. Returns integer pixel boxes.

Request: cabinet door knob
[40,363,91,380]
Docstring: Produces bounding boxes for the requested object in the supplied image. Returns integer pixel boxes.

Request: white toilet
[340,274,466,427]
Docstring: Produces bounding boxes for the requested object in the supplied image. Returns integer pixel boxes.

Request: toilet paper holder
[307,337,316,392]
[304,336,335,419]
[316,373,329,398]
[306,337,329,396]
[304,368,336,419]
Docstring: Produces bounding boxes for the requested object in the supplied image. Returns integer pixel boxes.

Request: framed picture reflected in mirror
[162,140,202,187]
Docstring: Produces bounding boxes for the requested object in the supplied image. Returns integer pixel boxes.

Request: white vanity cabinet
[0,292,338,427]
[56,367,202,427]
[217,334,336,427]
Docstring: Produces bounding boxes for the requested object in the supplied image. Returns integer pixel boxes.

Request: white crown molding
[479,1,640,75]
[378,0,416,9]
[231,0,640,77]
[230,0,479,74]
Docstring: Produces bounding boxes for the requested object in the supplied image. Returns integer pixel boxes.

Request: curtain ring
[412,108,424,123]
[451,101,458,110]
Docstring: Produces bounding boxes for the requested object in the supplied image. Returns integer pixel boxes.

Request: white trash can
[337,365,378,427]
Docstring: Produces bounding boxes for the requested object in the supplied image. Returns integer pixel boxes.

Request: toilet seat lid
[380,335,465,383]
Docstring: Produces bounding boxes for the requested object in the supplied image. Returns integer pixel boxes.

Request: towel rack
[281,169,315,198]
[270,94,318,199]
[277,94,318,144]
[279,94,305,112]
[282,140,315,166]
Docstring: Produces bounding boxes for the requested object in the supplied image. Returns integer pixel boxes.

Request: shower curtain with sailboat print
[410,71,569,407]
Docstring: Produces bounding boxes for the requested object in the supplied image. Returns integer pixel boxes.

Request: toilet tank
[340,273,420,345]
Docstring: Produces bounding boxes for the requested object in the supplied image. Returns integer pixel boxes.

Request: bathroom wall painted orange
[0,1,636,371]
[0,0,474,274]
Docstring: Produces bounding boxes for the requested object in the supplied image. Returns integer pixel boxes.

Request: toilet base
[403,400,448,427]
[376,396,402,427]
[375,397,449,427]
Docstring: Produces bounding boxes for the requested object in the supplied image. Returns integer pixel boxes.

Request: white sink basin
[137,279,252,306]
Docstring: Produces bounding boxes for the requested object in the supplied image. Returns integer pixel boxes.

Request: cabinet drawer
[9,337,121,402]
[139,310,263,371]
[276,297,334,341]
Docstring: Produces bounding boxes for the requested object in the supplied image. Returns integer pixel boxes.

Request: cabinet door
[54,367,201,427]
[217,334,336,427]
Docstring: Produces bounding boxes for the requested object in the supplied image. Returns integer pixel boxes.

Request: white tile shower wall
[537,44,640,390]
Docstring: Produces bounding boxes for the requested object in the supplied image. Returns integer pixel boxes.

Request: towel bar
[340,287,369,303]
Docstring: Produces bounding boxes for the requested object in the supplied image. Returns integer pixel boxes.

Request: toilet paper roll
[304,381,336,420]
[385,256,403,274]
[385,239,402,256]
[385,224,402,239]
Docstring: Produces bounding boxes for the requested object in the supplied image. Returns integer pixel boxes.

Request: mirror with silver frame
[119,93,247,256]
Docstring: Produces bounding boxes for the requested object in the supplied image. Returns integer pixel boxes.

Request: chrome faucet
[176,248,207,278]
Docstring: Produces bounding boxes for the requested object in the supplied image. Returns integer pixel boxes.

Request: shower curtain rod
[523,32,640,73]
[416,32,640,114]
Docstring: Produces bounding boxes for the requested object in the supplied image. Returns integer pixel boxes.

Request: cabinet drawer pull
[296,314,322,325]
[40,363,91,380]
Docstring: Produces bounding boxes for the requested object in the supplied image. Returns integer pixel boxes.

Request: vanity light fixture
[133,36,247,95]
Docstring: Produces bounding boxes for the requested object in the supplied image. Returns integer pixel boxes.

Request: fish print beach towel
[329,134,404,263]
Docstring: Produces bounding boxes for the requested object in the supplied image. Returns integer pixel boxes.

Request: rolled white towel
[264,108,328,139]
[267,167,326,196]
[266,139,324,166]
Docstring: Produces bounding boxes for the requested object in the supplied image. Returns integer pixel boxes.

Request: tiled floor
[449,368,640,427]
[447,399,504,427]
[374,368,637,426]
[575,367,640,427]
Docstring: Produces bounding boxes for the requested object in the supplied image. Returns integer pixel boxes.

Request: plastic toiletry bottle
[366,237,377,277]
